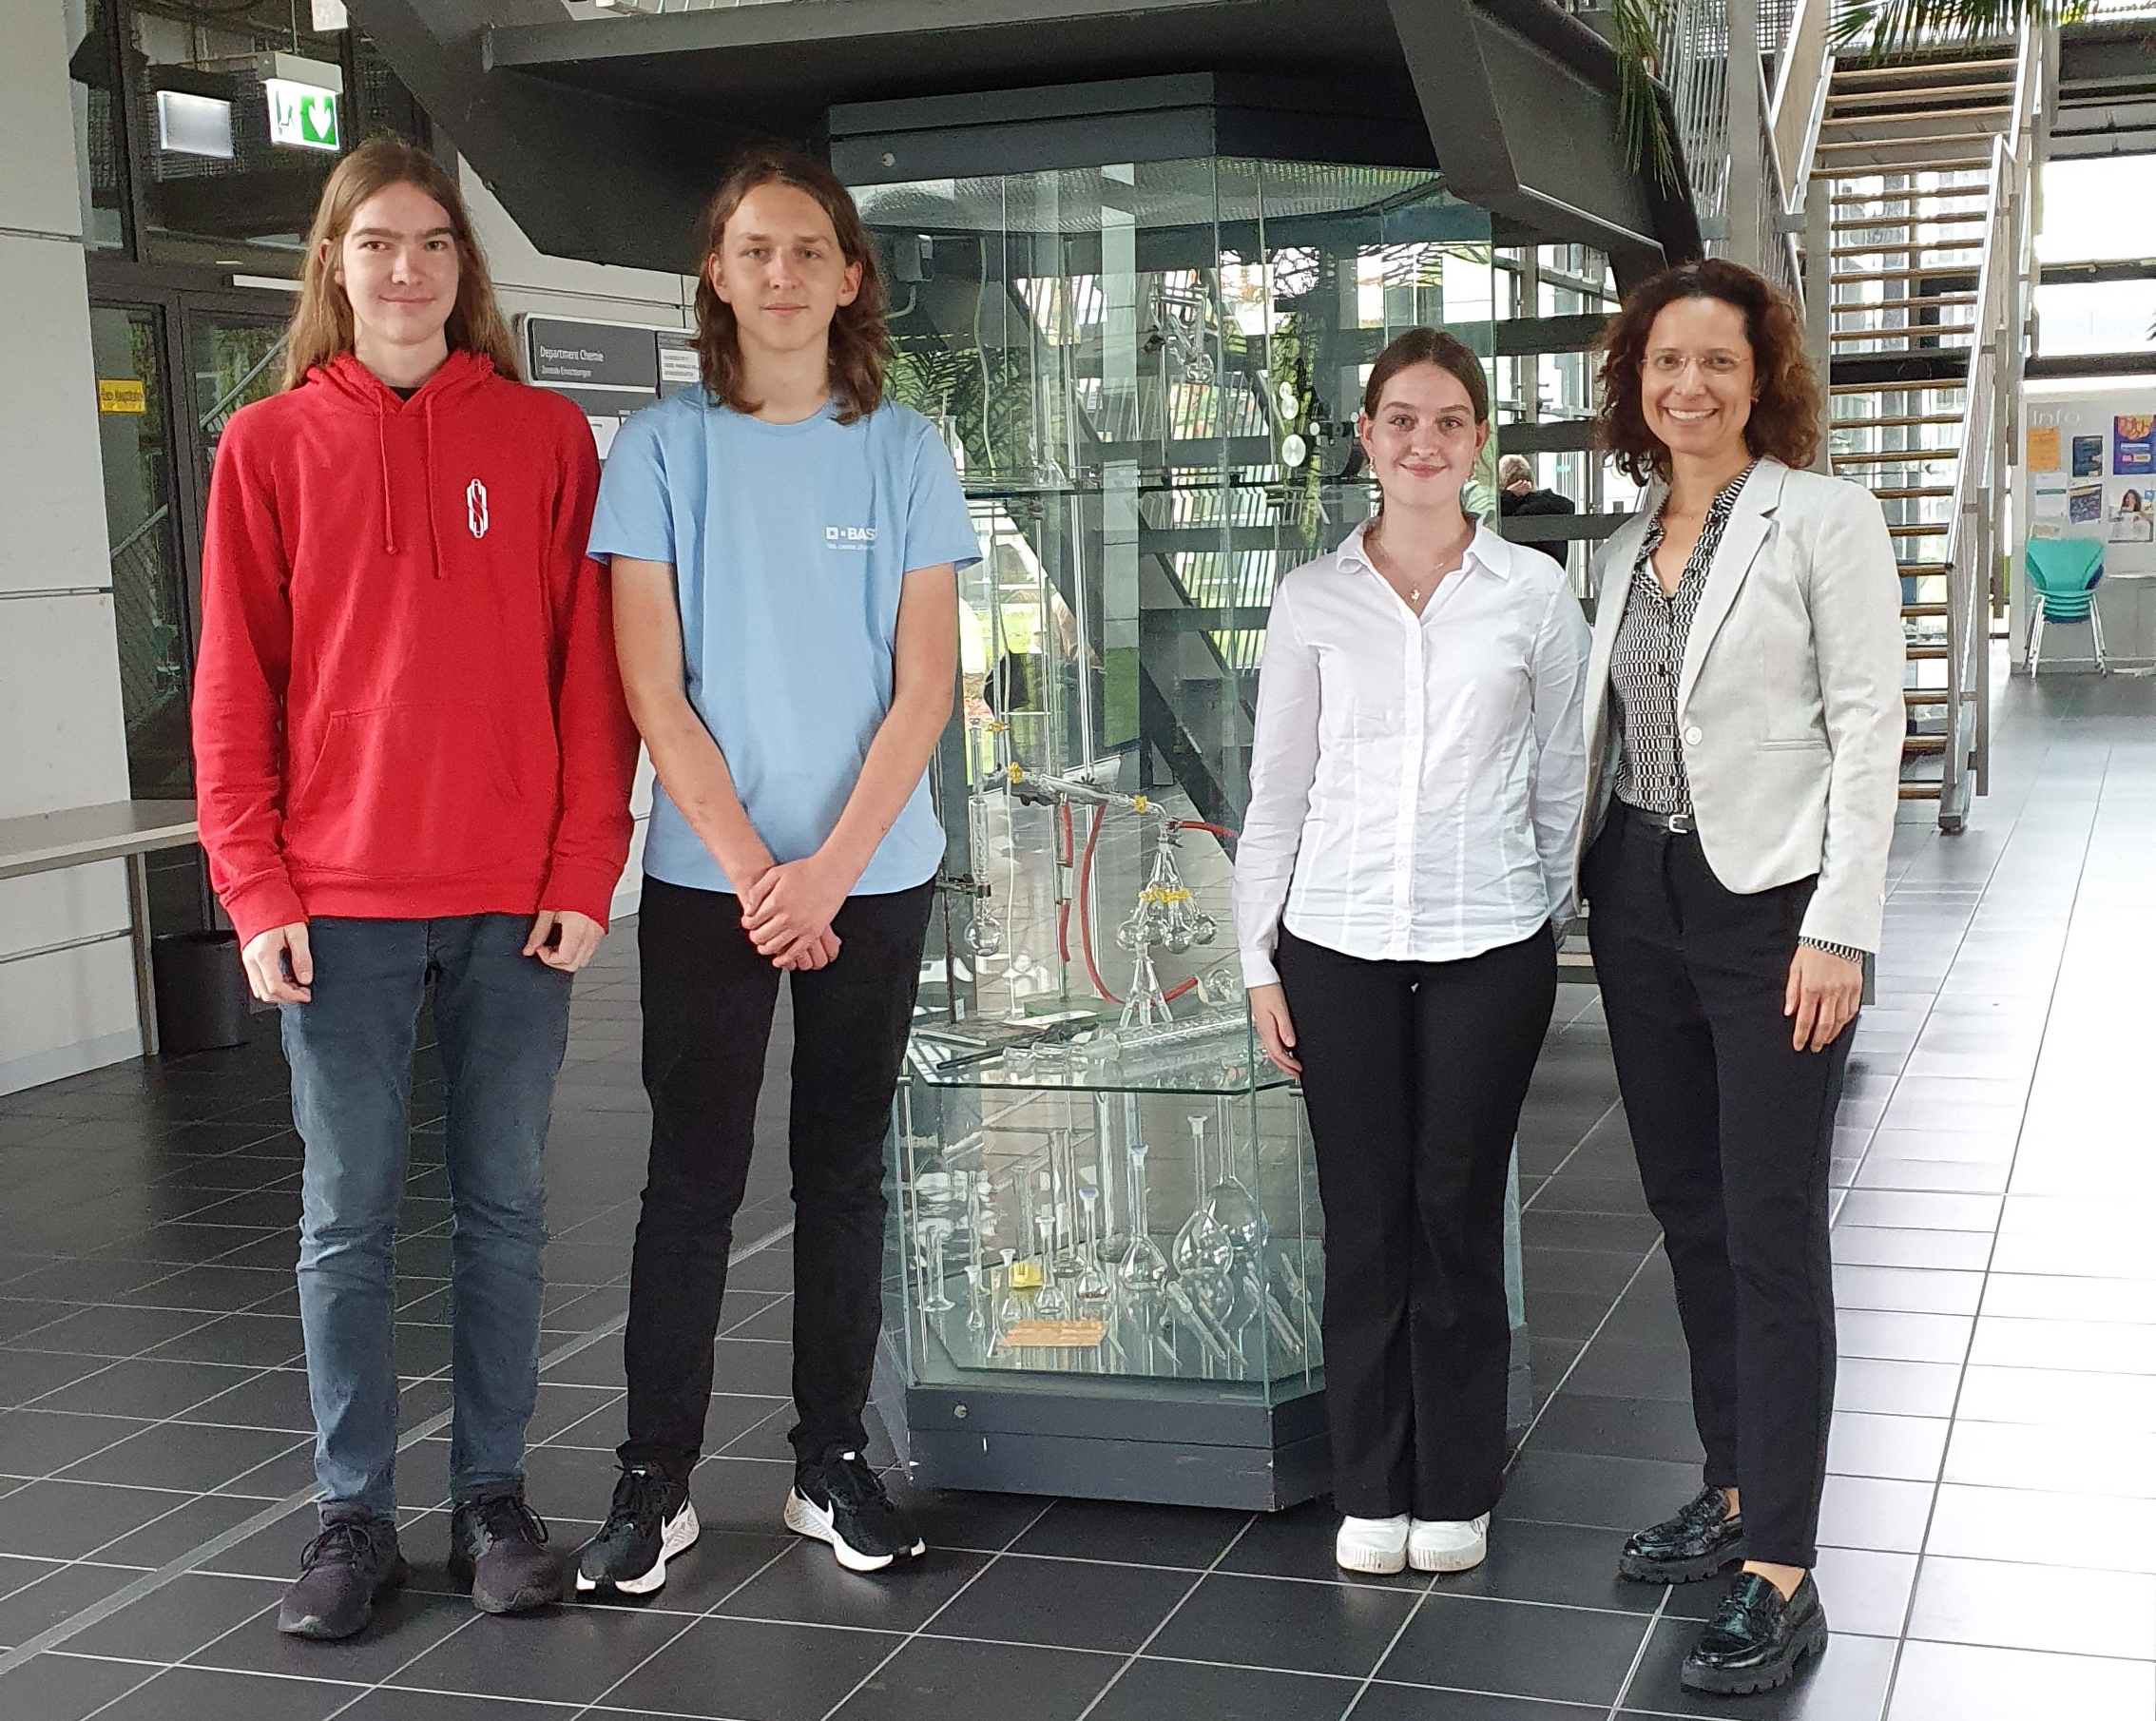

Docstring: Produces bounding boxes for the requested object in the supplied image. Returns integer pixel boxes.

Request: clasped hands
[740,852,850,972]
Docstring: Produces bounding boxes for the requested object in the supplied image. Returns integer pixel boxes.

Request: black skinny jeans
[620,877,932,1481]
[1279,922,1557,1521]
[1584,802,1850,1570]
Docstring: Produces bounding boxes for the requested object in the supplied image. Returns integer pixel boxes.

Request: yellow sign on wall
[97,379,147,416]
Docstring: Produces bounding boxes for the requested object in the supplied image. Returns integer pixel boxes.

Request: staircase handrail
[1768,0,1834,199]
[1937,26,2042,826]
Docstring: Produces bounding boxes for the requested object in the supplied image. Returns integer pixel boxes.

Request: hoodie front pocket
[286,703,534,879]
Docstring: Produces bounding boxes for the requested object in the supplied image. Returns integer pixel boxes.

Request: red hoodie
[192,349,638,947]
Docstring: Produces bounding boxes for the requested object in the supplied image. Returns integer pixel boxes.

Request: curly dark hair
[692,147,889,425]
[1594,259,1820,483]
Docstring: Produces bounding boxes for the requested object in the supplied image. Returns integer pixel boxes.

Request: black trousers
[1584,803,1849,1569]
[1278,923,1557,1521]
[620,877,932,1480]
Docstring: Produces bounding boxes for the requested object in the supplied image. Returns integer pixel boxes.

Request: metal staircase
[1807,34,2042,827]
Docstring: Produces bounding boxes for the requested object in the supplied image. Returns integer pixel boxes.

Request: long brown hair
[281,136,522,392]
[1594,258,1820,483]
[692,148,889,424]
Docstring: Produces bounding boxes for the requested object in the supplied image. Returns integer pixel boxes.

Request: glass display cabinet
[851,81,1525,1508]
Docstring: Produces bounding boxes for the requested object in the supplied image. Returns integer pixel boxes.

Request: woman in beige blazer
[1576,260,1904,1699]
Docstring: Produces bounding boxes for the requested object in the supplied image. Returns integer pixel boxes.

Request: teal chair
[2025,539,2107,676]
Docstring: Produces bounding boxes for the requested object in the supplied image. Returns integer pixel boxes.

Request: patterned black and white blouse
[1607,460,1868,963]
[1608,462,1755,817]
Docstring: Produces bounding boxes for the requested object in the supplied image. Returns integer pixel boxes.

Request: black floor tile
[1145,1571,1417,1679]
[1439,1518,1666,1616]
[601,1612,901,1720]
[58,1422,306,1494]
[392,1602,688,1705]
[1378,1592,1652,1707]
[923,1552,1185,1652]
[1354,1689,1603,1720]
[30,1358,260,1421]
[1499,1451,1704,1533]
[10,1305,211,1359]
[0,1480,199,1559]
[92,1492,276,1567]
[1087,1656,1357,1721]
[0,1347,107,1409]
[722,1540,990,1634]
[0,1652,157,1721]
[832,1632,1119,1721]
[877,1480,1051,1556]
[174,1367,314,1434]
[337,1691,568,1720]
[0,1560,149,1646]
[1011,1497,1248,1569]
[67,1571,283,1661]
[1523,1394,1704,1465]
[0,1408,151,1475]
[87,1663,357,1721]
[186,1579,475,1684]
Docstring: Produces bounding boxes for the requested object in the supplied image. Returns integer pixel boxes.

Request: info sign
[523,316,697,459]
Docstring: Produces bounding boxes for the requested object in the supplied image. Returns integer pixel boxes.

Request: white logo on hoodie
[466,479,490,540]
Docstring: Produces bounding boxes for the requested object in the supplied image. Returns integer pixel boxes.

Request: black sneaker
[449,1489,562,1615]
[576,1463,697,1596]
[785,1451,925,1573]
[277,1513,408,1640]
[1682,1571,1828,1695]
[1619,1485,1744,1584]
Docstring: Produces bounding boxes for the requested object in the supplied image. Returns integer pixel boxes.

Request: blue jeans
[282,915,571,1519]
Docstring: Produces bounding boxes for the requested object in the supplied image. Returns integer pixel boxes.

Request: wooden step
[1903,604,1952,618]
[1832,328,1975,344]
[1830,214,1989,232]
[1905,643,1949,659]
[1819,107,2011,132]
[1830,266,1978,283]
[1833,412,1965,429]
[1828,82,2014,110]
[1875,487,1955,500]
[1890,524,1950,537]
[1902,735,1949,754]
[1903,687,1951,704]
[1836,453,1961,468]
[1898,782,1946,800]
[1829,295,1979,315]
[1831,56,2017,82]
[1830,188,1990,206]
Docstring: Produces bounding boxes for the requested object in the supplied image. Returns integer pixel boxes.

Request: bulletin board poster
[2071,435,2104,477]
[2069,483,2104,526]
[2026,425,2061,472]
[2116,416,2154,476]
[2112,485,2155,543]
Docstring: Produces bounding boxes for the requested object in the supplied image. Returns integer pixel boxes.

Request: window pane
[2035,280,2156,358]
[2036,157,2156,265]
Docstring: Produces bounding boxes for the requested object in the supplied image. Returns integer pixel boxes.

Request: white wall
[462,164,688,922]
[0,3,141,1094]
[2016,379,2156,670]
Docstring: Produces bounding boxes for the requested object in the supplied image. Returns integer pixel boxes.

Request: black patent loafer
[1682,1571,1829,1696]
[1619,1484,1743,1584]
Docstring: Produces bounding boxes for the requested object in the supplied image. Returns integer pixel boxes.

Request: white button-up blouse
[1234,520,1592,987]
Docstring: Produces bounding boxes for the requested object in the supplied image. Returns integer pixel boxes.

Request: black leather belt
[1618,802,1696,836]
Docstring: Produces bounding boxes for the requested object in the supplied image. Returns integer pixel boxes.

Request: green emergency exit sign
[265,79,340,152]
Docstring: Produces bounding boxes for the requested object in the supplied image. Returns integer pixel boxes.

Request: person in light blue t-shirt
[575,148,979,1593]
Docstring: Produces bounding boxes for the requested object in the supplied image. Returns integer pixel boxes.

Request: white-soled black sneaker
[784,1451,925,1573]
[575,1463,697,1596]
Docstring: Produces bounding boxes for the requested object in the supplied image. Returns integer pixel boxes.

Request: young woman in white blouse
[1234,329,1590,1576]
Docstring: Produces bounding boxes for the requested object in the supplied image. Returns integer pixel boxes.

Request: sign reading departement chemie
[522,316,698,459]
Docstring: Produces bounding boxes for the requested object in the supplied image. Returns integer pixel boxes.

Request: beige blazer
[1579,456,1906,953]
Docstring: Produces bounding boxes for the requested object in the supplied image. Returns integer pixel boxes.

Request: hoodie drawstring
[377,415,397,557]
[424,402,444,579]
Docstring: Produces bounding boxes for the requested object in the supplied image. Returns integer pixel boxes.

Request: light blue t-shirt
[589,391,980,896]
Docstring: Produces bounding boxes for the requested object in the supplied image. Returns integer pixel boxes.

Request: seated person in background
[1498,452,1576,569]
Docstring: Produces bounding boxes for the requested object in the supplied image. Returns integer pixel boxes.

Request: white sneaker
[1409,1513,1490,1573]
[1335,1514,1411,1575]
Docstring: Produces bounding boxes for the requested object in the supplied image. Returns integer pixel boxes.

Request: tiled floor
[2,664,2152,1720]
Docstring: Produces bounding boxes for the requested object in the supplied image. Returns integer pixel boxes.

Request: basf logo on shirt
[824,525,877,550]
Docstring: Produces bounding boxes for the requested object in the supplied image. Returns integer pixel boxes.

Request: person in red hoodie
[191,138,638,1641]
